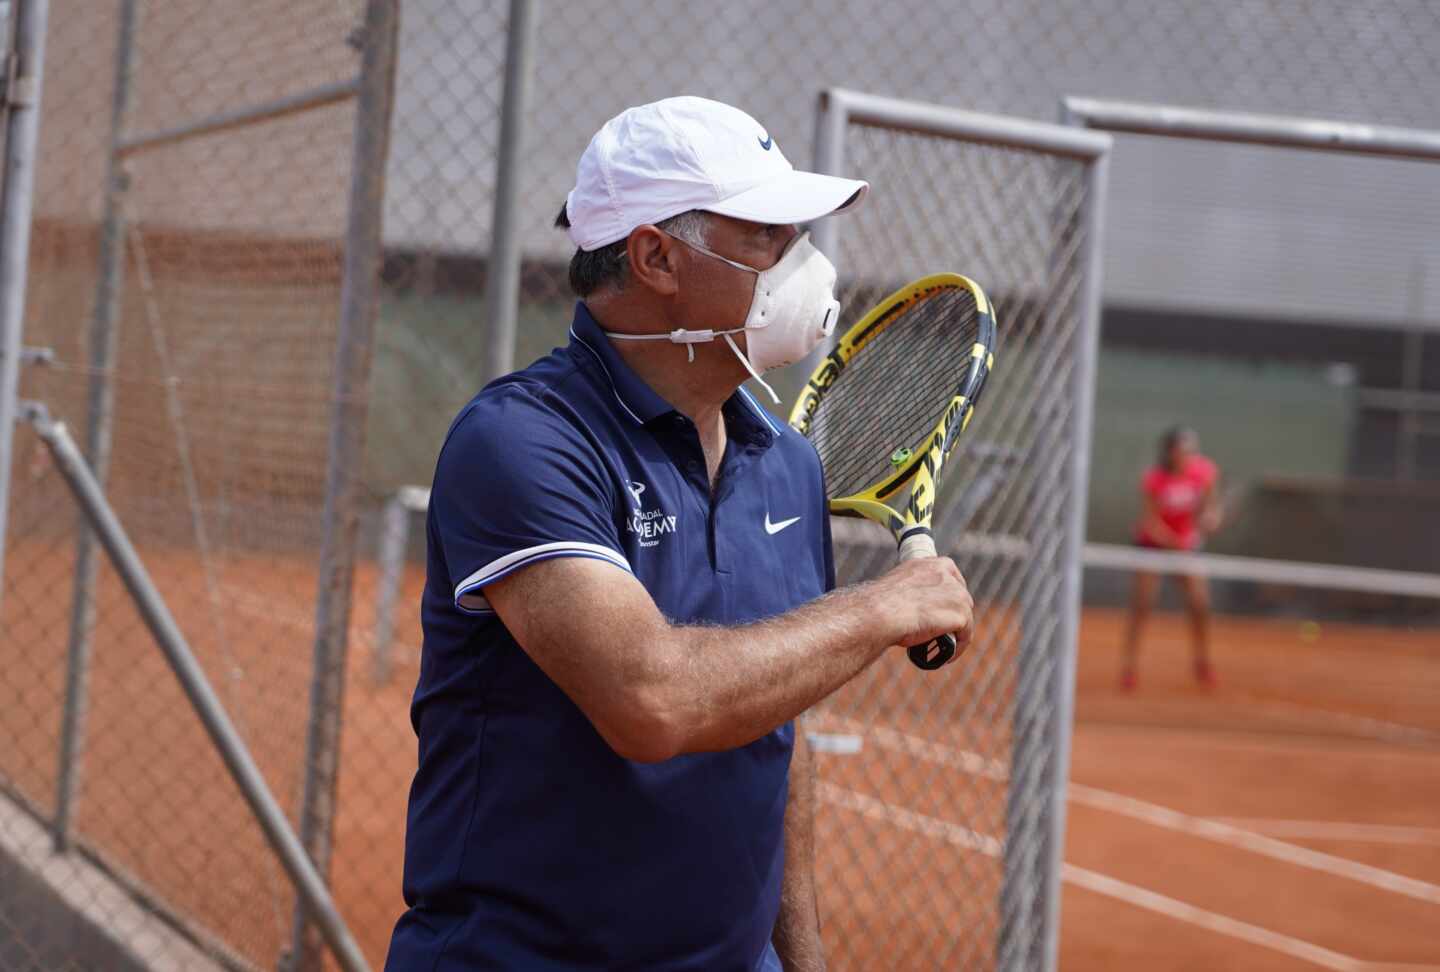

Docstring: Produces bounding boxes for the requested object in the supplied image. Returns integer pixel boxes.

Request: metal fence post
[796,88,851,380]
[288,1,397,969]
[0,0,50,621]
[370,490,409,684]
[1040,106,1112,972]
[808,89,849,268]
[479,0,538,383]
[53,0,139,853]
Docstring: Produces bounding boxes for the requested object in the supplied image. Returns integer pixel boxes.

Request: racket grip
[896,530,957,670]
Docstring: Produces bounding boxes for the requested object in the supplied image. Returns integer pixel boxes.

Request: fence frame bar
[370,492,409,683]
[830,88,1113,161]
[478,0,538,383]
[0,0,50,622]
[54,0,140,854]
[115,79,359,158]
[810,87,1111,972]
[368,484,428,682]
[1082,542,1440,598]
[1040,102,1112,972]
[1062,96,1440,163]
[807,89,851,267]
[289,1,398,968]
[21,403,370,972]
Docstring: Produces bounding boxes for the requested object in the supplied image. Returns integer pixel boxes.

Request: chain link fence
[796,91,1107,969]
[2,0,379,969]
[2,1,1439,971]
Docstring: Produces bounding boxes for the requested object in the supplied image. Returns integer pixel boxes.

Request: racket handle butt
[908,633,957,670]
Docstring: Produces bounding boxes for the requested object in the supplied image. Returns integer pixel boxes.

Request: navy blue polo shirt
[385,303,834,972]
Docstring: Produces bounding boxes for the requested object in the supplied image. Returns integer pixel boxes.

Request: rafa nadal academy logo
[624,479,677,548]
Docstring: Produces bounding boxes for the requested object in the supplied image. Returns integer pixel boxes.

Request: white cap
[564,96,869,252]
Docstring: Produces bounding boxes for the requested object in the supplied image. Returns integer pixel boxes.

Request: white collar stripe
[570,327,645,426]
[738,387,784,435]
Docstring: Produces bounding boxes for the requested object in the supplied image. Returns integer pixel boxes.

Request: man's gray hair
[554,205,710,298]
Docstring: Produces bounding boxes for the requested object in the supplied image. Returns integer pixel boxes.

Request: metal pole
[832,87,1113,160]
[54,0,138,854]
[808,89,849,267]
[1082,542,1440,598]
[289,1,396,968]
[23,404,371,972]
[794,87,851,380]
[370,491,408,684]
[1398,260,1425,481]
[1062,96,1440,163]
[116,79,359,158]
[1039,114,1112,972]
[0,0,50,621]
[997,441,1069,972]
[478,0,537,382]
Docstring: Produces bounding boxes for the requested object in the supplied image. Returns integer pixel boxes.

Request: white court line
[813,713,1007,780]
[1209,820,1440,847]
[1234,693,1440,748]
[811,717,1440,906]
[820,782,1002,857]
[1067,783,1440,907]
[820,783,1436,972]
[1061,866,1364,971]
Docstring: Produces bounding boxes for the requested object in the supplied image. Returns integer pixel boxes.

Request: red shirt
[1137,455,1217,550]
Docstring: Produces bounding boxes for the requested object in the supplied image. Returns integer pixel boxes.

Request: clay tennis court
[811,606,1440,970]
[2,537,1437,969]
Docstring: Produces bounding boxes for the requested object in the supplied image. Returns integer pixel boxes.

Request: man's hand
[864,556,974,654]
[484,553,976,762]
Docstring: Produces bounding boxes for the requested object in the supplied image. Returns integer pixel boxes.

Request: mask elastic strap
[604,327,780,403]
[722,333,780,405]
[606,327,733,363]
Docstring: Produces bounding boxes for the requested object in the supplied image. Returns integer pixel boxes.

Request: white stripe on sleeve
[453,541,633,614]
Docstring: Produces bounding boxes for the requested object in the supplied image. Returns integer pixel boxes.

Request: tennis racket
[789,273,997,670]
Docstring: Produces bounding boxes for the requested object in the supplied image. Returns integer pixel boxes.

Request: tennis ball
[1298,620,1320,643]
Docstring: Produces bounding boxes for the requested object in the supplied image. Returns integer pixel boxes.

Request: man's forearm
[486,555,971,763]
[662,580,899,755]
[773,730,825,971]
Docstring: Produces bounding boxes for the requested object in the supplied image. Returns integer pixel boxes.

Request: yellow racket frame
[788,272,996,542]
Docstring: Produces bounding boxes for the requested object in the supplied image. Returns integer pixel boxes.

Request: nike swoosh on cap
[757,133,773,151]
[764,513,800,535]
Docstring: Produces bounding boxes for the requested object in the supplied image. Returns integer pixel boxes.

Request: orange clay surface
[2,540,1437,970]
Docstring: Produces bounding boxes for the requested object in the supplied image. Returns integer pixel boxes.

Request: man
[385,96,974,972]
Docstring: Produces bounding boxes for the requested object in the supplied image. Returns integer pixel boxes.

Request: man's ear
[625,225,681,297]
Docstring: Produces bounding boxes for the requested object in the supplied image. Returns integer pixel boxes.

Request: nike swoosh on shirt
[764,513,801,535]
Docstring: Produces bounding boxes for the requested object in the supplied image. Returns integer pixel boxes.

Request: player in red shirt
[1120,426,1222,691]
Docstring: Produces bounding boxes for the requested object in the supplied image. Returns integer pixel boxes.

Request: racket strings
[810,287,982,499]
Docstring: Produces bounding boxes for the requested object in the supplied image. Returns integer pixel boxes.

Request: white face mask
[604,231,841,404]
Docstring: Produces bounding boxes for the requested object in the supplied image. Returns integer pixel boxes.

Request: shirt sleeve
[1192,455,1218,490]
[1140,467,1162,497]
[431,387,629,615]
